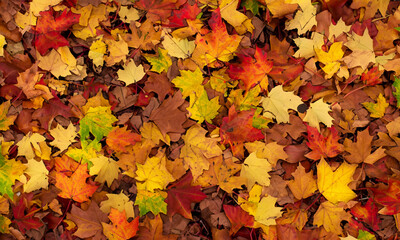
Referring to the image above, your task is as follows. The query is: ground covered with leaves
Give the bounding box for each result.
[1,0,400,239]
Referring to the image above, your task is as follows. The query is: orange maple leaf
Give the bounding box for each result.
[305,125,344,161]
[106,126,141,153]
[102,208,139,240]
[55,163,98,203]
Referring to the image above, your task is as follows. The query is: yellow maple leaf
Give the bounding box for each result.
[30,0,62,16]
[238,184,263,216]
[317,158,357,204]
[303,98,334,132]
[254,195,283,226]
[285,4,317,35]
[180,124,223,180]
[0,101,17,131]
[220,0,253,34]
[315,42,344,78]
[288,164,317,199]
[89,155,120,187]
[162,33,195,59]
[313,201,351,235]
[100,192,135,219]
[22,159,49,192]
[89,37,107,67]
[241,152,272,189]
[117,60,146,86]
[16,132,46,160]
[362,93,389,118]
[104,35,129,66]
[135,155,175,192]
[140,122,170,146]
[72,4,108,40]
[244,141,288,167]
[49,123,78,153]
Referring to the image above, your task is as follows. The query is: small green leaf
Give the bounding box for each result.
[241,0,261,15]
[79,106,117,142]
[393,76,400,108]
[145,48,172,73]
[135,190,167,216]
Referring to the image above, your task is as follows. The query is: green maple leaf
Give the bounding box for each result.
[66,140,100,166]
[187,90,221,123]
[135,189,167,217]
[241,0,261,15]
[228,85,261,111]
[145,47,172,73]
[79,106,117,142]
[394,76,400,108]
[172,68,204,98]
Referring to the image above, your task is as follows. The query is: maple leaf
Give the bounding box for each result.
[317,158,357,204]
[102,208,139,240]
[276,204,308,231]
[313,201,351,235]
[315,42,344,78]
[254,195,283,226]
[303,99,334,132]
[34,9,80,55]
[393,76,400,108]
[187,91,221,123]
[223,205,255,234]
[79,106,117,143]
[195,156,245,193]
[361,66,383,86]
[228,86,261,111]
[193,8,242,67]
[32,97,74,130]
[12,196,44,234]
[135,155,175,192]
[89,155,119,187]
[16,132,46,160]
[66,140,100,166]
[220,105,264,157]
[362,93,389,118]
[89,37,107,67]
[123,19,162,51]
[172,68,204,98]
[369,178,400,215]
[228,47,274,91]
[55,163,98,202]
[261,85,304,123]
[106,126,141,153]
[164,172,207,219]
[305,126,344,161]
[180,124,222,179]
[241,152,272,189]
[0,101,17,131]
[49,122,77,152]
[145,48,172,73]
[137,215,179,240]
[104,36,129,67]
[166,1,201,28]
[67,202,108,239]
[244,141,288,166]
[287,164,317,200]
[238,184,262,216]
[285,4,317,35]
[54,155,79,177]
[135,190,167,217]
[134,0,186,22]
[0,155,26,198]
[162,33,195,59]
[117,60,146,86]
[22,159,49,193]
[343,128,386,164]
[350,199,381,231]
[100,192,135,219]
[0,215,11,234]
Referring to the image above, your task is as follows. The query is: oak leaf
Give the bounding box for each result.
[55,163,98,202]
[165,172,207,219]
[102,208,139,240]
[317,158,357,204]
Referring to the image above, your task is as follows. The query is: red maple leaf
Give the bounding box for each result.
[220,105,264,157]
[34,9,80,55]
[134,0,186,23]
[164,171,207,219]
[228,47,278,91]
[32,97,74,130]
[361,66,383,86]
[223,205,254,234]
[165,1,201,28]
[305,125,344,161]
[12,195,44,234]
[369,178,400,215]
[350,198,381,230]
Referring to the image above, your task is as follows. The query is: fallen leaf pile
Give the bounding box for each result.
[2,0,400,239]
